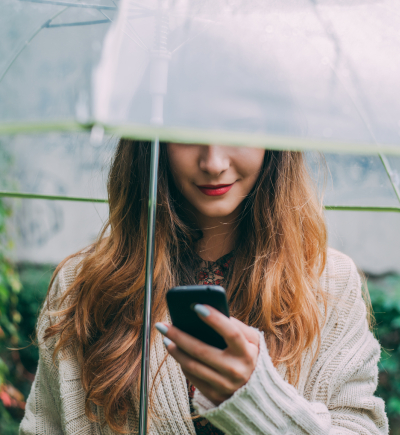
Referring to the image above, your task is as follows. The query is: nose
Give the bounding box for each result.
[198,145,230,177]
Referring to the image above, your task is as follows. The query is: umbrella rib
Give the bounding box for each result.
[2,121,400,156]
[0,192,399,213]
[378,153,400,205]
[46,19,110,27]
[18,0,117,10]
[0,7,68,84]
[324,205,400,213]
[0,191,107,203]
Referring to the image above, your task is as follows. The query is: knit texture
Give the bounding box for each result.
[19,248,388,435]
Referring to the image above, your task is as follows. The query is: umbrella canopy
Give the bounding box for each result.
[94,0,400,150]
[1,0,400,434]
[1,0,400,153]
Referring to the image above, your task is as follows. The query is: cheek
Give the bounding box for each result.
[167,145,183,172]
[167,145,195,186]
[235,150,265,182]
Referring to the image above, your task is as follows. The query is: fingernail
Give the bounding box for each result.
[163,337,172,347]
[194,304,210,317]
[155,322,168,335]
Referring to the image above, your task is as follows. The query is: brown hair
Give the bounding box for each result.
[44,140,327,433]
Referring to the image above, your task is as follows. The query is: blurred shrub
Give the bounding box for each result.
[0,196,25,435]
[368,275,400,434]
[0,144,25,434]
[12,264,54,396]
[0,256,53,434]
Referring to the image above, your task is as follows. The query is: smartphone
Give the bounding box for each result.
[166,285,230,349]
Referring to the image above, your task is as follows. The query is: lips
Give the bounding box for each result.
[196,183,235,196]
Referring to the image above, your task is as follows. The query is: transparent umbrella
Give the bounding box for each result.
[1,0,400,434]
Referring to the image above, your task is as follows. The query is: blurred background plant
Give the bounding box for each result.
[369,276,400,433]
[0,144,25,435]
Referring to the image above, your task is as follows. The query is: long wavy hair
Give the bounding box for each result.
[44,140,327,433]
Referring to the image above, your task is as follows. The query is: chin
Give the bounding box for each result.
[198,205,237,218]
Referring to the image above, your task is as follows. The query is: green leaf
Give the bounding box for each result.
[0,357,9,384]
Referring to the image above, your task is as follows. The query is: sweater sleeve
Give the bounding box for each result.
[192,254,388,435]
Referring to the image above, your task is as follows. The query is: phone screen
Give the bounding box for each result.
[166,285,229,349]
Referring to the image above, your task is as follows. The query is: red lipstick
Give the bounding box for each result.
[196,183,235,196]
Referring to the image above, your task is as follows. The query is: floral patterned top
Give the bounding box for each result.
[187,251,234,435]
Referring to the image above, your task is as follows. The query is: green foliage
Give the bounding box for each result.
[0,256,53,433]
[0,262,53,435]
[0,401,20,435]
[0,249,23,347]
[0,356,9,385]
[15,263,54,395]
[0,144,33,433]
[368,275,400,434]
[0,193,25,433]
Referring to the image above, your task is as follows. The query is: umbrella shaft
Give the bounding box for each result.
[138,138,160,435]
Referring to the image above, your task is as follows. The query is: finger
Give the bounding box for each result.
[230,318,260,346]
[160,323,236,374]
[183,371,229,406]
[193,305,247,353]
[165,340,235,396]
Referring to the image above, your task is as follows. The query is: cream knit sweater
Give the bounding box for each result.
[20,248,388,435]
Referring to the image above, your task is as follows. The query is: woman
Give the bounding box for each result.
[20,141,388,435]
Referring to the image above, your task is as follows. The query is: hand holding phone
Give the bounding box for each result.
[159,299,260,407]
